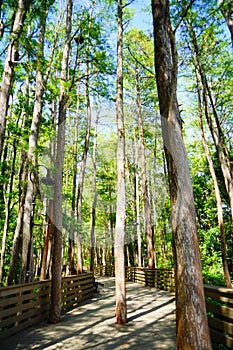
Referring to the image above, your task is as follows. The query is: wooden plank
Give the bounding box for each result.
[0,281,51,298]
[62,275,93,284]
[204,285,233,304]
[0,272,94,340]
[0,296,50,319]
[210,328,233,349]
[208,316,233,336]
[62,278,93,288]
[0,287,51,308]
[0,312,49,341]
[206,301,233,320]
[205,290,233,304]
[0,303,50,329]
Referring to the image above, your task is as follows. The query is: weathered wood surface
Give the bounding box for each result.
[0,272,94,340]
[95,266,233,349]
[0,277,176,350]
[126,267,175,292]
[204,284,233,349]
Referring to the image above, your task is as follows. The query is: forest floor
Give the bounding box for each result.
[0,277,176,350]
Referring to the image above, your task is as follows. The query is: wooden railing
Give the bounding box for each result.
[95,264,115,277]
[204,284,233,349]
[0,272,94,340]
[95,265,233,349]
[94,265,175,292]
[125,266,175,292]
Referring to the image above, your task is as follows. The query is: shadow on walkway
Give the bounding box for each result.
[0,277,176,350]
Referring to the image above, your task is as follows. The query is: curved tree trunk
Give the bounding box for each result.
[151,1,212,348]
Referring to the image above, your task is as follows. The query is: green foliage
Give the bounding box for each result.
[0,0,232,291]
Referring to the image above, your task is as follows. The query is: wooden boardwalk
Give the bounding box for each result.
[0,277,176,350]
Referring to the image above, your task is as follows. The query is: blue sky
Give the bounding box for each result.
[128,0,152,32]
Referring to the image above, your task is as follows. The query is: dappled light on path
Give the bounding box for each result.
[0,277,176,350]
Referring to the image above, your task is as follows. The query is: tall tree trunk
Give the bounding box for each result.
[90,108,100,272]
[69,83,80,275]
[115,0,127,325]
[198,102,232,289]
[219,0,233,46]
[136,70,155,269]
[6,82,30,286]
[40,199,53,280]
[7,149,28,285]
[133,129,142,267]
[151,1,212,348]
[110,202,115,263]
[0,140,17,284]
[188,20,233,222]
[48,0,73,324]
[21,2,47,283]
[193,49,232,288]
[76,49,92,274]
[0,0,31,160]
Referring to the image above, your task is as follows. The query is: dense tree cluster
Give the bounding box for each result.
[0,0,232,346]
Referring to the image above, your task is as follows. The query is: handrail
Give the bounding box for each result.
[0,272,94,340]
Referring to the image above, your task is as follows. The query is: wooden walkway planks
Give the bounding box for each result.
[0,277,176,350]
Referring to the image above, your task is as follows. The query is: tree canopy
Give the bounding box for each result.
[0,0,232,337]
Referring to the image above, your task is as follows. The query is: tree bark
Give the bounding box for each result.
[76,64,92,274]
[40,199,53,280]
[90,108,100,272]
[191,37,232,288]
[136,70,155,269]
[48,0,73,324]
[0,0,31,160]
[21,1,47,283]
[133,129,142,267]
[151,1,212,348]
[198,95,232,288]
[0,139,17,284]
[115,0,127,325]
[69,83,80,275]
[219,0,233,46]
[7,149,28,286]
[188,20,233,223]
[76,17,93,273]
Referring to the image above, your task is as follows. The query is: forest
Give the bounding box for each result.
[0,0,232,312]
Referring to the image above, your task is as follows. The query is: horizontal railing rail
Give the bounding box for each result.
[125,266,175,292]
[204,284,233,349]
[94,264,115,277]
[0,272,94,340]
[94,265,175,292]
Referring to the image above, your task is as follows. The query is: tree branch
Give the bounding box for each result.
[122,0,136,9]
[127,45,155,76]
[174,0,196,33]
